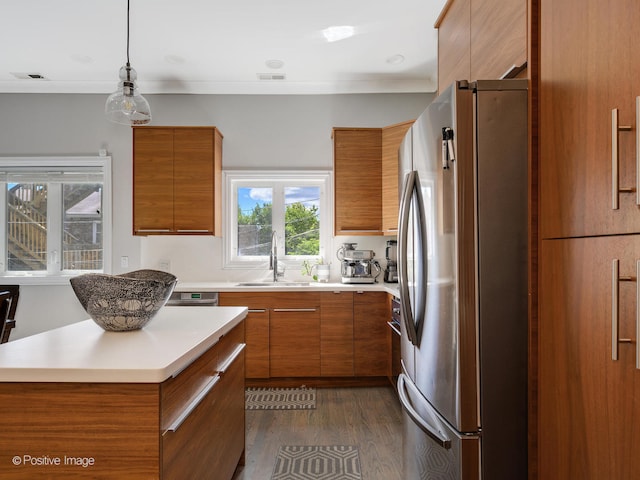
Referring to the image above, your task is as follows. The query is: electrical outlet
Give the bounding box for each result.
[159,260,171,271]
[120,256,129,268]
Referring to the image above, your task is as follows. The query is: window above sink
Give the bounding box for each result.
[223,170,331,271]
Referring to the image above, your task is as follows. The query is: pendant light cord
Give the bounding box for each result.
[126,0,130,65]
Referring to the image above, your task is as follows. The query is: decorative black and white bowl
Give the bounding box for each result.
[70,269,177,332]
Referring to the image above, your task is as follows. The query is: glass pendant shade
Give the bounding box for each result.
[105,63,151,125]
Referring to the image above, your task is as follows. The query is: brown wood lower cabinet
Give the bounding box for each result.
[0,322,245,480]
[354,291,390,376]
[270,307,321,377]
[321,291,354,376]
[539,236,640,479]
[220,290,389,381]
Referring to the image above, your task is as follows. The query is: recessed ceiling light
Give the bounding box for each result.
[265,59,285,69]
[322,25,355,42]
[386,54,405,65]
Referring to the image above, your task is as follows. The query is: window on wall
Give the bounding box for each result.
[224,171,331,268]
[0,157,112,281]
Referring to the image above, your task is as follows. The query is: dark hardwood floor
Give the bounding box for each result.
[232,386,403,480]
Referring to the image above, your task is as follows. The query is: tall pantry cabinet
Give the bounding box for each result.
[538,0,640,478]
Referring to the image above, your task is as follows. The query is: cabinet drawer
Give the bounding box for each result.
[215,322,245,371]
[162,344,245,480]
[161,344,219,432]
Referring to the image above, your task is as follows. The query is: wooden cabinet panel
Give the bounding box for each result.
[436,0,471,93]
[133,128,174,232]
[539,236,640,479]
[173,128,215,232]
[354,291,389,376]
[0,383,160,479]
[320,291,354,376]
[540,0,640,239]
[219,293,270,378]
[133,126,223,236]
[470,0,526,80]
[270,307,321,377]
[333,128,383,235]
[244,309,270,378]
[382,121,413,234]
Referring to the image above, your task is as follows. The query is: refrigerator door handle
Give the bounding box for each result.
[398,170,428,346]
[398,170,418,345]
[397,373,452,449]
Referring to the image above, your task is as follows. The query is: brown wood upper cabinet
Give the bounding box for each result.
[382,121,414,233]
[132,126,223,236]
[333,128,383,235]
[334,123,412,236]
[435,0,527,92]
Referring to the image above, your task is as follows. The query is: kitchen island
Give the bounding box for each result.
[0,305,247,479]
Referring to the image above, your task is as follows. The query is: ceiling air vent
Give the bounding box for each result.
[257,73,286,81]
[11,72,48,80]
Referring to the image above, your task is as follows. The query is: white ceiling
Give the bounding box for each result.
[1,0,447,95]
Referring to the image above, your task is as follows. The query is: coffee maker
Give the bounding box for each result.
[337,243,381,284]
[384,240,398,283]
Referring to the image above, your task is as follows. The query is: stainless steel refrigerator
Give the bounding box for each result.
[397,79,528,480]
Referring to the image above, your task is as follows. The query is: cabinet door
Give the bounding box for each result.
[270,308,321,377]
[320,291,354,376]
[539,236,640,479]
[470,0,526,80]
[245,308,270,378]
[354,291,389,376]
[133,128,174,233]
[540,0,640,238]
[382,121,413,234]
[436,0,470,93]
[333,128,382,235]
[173,128,215,233]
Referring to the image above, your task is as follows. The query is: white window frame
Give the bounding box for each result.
[0,156,112,285]
[223,170,332,270]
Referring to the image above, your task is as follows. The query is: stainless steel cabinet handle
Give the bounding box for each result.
[611,108,633,210]
[612,259,634,361]
[217,344,245,376]
[248,309,267,313]
[163,374,221,435]
[272,308,317,312]
[387,321,401,336]
[136,228,172,233]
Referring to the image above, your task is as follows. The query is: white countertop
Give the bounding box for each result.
[175,280,400,296]
[0,305,247,384]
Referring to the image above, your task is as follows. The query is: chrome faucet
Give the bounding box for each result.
[270,230,284,282]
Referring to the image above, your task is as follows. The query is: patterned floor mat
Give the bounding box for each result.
[245,387,316,410]
[271,445,361,480]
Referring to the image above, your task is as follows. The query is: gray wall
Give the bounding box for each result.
[0,91,433,338]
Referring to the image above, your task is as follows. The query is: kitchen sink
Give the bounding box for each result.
[235,281,310,287]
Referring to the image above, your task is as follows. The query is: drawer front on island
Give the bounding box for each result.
[162,322,245,480]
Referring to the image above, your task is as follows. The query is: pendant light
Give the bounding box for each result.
[105,0,151,125]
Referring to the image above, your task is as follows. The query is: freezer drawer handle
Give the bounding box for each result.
[611,107,634,210]
[611,259,635,364]
[397,374,451,449]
